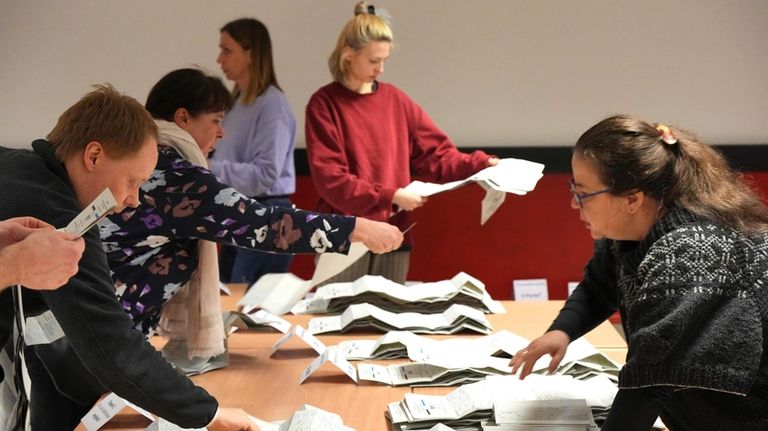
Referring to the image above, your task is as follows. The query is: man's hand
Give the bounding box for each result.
[0,217,85,290]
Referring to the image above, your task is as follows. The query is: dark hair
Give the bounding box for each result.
[574,115,768,236]
[221,18,280,104]
[48,84,157,161]
[145,68,233,121]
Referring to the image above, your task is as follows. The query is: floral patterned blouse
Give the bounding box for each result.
[100,145,355,333]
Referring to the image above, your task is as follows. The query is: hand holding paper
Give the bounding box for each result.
[349,217,402,254]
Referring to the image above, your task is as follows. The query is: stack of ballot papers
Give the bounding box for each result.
[529,338,622,383]
[292,272,504,315]
[334,331,620,388]
[358,360,511,387]
[387,374,616,431]
[403,158,545,225]
[307,303,493,335]
[337,330,527,362]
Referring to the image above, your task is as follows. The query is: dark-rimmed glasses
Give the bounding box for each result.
[568,178,611,207]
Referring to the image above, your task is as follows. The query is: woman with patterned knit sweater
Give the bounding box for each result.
[305,2,499,284]
[510,115,768,430]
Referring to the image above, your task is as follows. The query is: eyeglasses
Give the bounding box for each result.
[568,178,611,207]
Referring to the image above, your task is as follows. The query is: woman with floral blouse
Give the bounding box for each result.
[98,68,403,347]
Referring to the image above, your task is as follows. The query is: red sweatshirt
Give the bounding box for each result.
[305,81,491,234]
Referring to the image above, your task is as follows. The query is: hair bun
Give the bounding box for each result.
[354,1,370,16]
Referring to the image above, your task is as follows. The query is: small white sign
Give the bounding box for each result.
[512,278,549,301]
[567,281,580,297]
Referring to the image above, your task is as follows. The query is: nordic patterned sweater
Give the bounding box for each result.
[549,208,768,430]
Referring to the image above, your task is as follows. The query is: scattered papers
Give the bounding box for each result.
[308,303,493,335]
[403,158,544,224]
[271,324,327,356]
[293,272,504,315]
[298,346,358,384]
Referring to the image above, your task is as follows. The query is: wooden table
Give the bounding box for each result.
[102,286,627,430]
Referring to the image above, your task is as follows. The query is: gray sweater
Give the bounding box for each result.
[550,208,768,429]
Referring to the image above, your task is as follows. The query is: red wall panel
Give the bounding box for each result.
[290,173,768,300]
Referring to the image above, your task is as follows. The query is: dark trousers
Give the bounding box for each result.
[218,196,293,286]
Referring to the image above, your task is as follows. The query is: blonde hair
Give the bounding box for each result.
[328,2,393,82]
[47,84,157,162]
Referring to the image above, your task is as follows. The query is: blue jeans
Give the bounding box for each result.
[218,197,293,285]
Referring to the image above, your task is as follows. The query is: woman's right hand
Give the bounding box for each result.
[509,330,570,379]
[349,218,404,254]
[392,188,427,211]
[207,407,260,431]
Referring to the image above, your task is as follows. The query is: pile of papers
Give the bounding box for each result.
[334,331,620,389]
[528,338,622,383]
[307,303,493,335]
[358,360,510,387]
[337,330,526,361]
[292,272,504,315]
[387,374,615,431]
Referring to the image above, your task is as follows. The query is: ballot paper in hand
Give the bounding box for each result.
[63,188,117,236]
[403,158,544,224]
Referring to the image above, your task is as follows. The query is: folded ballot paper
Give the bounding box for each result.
[337,330,529,363]
[339,332,620,389]
[403,158,544,225]
[387,374,615,431]
[238,270,503,322]
[292,272,505,315]
[308,303,493,335]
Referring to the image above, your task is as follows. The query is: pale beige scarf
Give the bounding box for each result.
[154,120,225,359]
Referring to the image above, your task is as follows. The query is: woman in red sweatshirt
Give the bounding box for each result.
[305,1,498,284]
